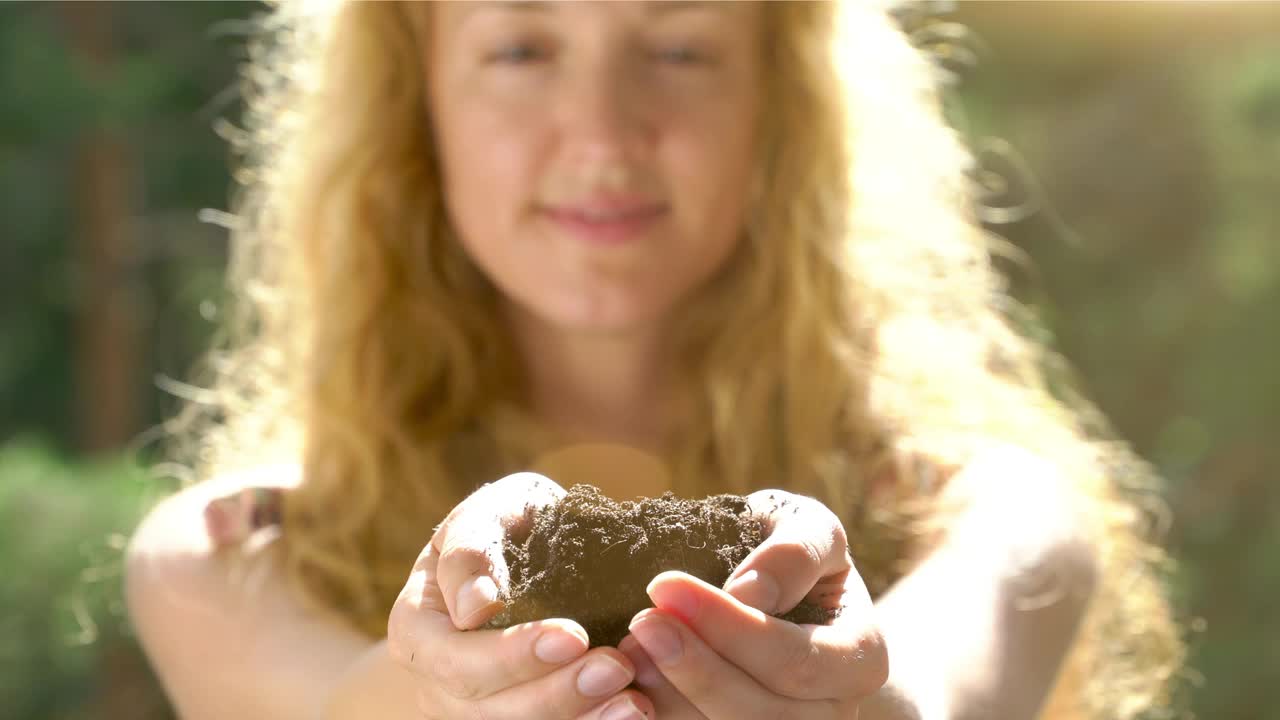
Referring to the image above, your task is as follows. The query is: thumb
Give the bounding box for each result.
[432,472,565,628]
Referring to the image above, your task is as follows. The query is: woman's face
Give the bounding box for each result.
[427,1,763,336]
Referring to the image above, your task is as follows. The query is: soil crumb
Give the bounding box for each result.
[484,484,840,647]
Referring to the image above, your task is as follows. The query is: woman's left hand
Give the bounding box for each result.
[616,489,888,719]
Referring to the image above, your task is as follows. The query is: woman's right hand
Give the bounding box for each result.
[388,472,654,720]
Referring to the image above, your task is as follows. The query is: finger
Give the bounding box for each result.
[432,620,596,702]
[433,472,565,628]
[471,647,643,719]
[579,689,656,720]
[647,571,888,701]
[390,544,593,701]
[388,543,450,669]
[627,608,838,720]
[619,633,703,718]
[723,490,854,614]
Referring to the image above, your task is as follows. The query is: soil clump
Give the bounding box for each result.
[485,484,839,648]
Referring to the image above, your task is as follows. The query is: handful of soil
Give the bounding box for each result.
[484,484,840,647]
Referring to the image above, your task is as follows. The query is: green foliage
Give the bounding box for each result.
[0,439,171,719]
[953,24,1280,718]
[0,9,92,144]
[0,1,245,452]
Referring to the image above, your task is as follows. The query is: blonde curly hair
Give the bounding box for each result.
[172,1,1184,717]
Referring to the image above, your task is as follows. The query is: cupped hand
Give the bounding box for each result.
[617,489,888,719]
[388,472,655,720]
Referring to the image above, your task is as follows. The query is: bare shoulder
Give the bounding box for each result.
[125,466,370,720]
[128,464,298,560]
[941,442,1074,507]
[125,466,297,616]
[943,443,1101,588]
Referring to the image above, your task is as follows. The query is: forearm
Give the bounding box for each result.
[325,639,423,720]
[863,451,1099,720]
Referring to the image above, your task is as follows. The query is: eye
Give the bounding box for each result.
[652,46,705,65]
[489,43,544,65]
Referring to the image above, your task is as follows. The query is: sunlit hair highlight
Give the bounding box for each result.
[175,1,1184,717]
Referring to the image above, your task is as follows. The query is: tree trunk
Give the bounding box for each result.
[60,1,144,454]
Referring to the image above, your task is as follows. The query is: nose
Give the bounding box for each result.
[556,53,651,170]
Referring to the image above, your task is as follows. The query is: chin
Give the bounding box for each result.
[550,312,663,338]
[541,295,675,337]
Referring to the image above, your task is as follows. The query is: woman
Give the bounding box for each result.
[125,2,1183,719]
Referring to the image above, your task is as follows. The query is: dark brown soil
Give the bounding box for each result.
[484,484,840,648]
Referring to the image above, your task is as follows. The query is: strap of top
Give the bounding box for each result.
[203,486,284,547]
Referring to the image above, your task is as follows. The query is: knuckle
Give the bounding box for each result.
[439,543,490,572]
[798,496,846,548]
[828,520,849,558]
[414,542,440,571]
[799,535,825,568]
[434,503,469,540]
[853,628,891,695]
[498,624,538,679]
[770,537,824,572]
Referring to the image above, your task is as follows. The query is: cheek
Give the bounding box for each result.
[667,124,757,255]
[437,110,538,253]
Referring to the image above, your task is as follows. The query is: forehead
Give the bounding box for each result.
[431,0,759,30]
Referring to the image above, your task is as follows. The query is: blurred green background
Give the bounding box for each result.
[1,1,1276,718]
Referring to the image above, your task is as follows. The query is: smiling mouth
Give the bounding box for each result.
[541,204,667,245]
[544,197,668,220]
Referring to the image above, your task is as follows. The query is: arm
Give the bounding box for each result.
[125,476,420,720]
[862,446,1099,720]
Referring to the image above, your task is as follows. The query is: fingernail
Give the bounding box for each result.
[454,575,499,625]
[724,569,780,613]
[601,696,646,720]
[646,579,699,623]
[629,617,683,665]
[577,655,632,697]
[535,629,586,664]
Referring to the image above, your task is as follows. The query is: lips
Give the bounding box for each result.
[541,198,667,244]
[551,206,663,223]
[544,198,667,222]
